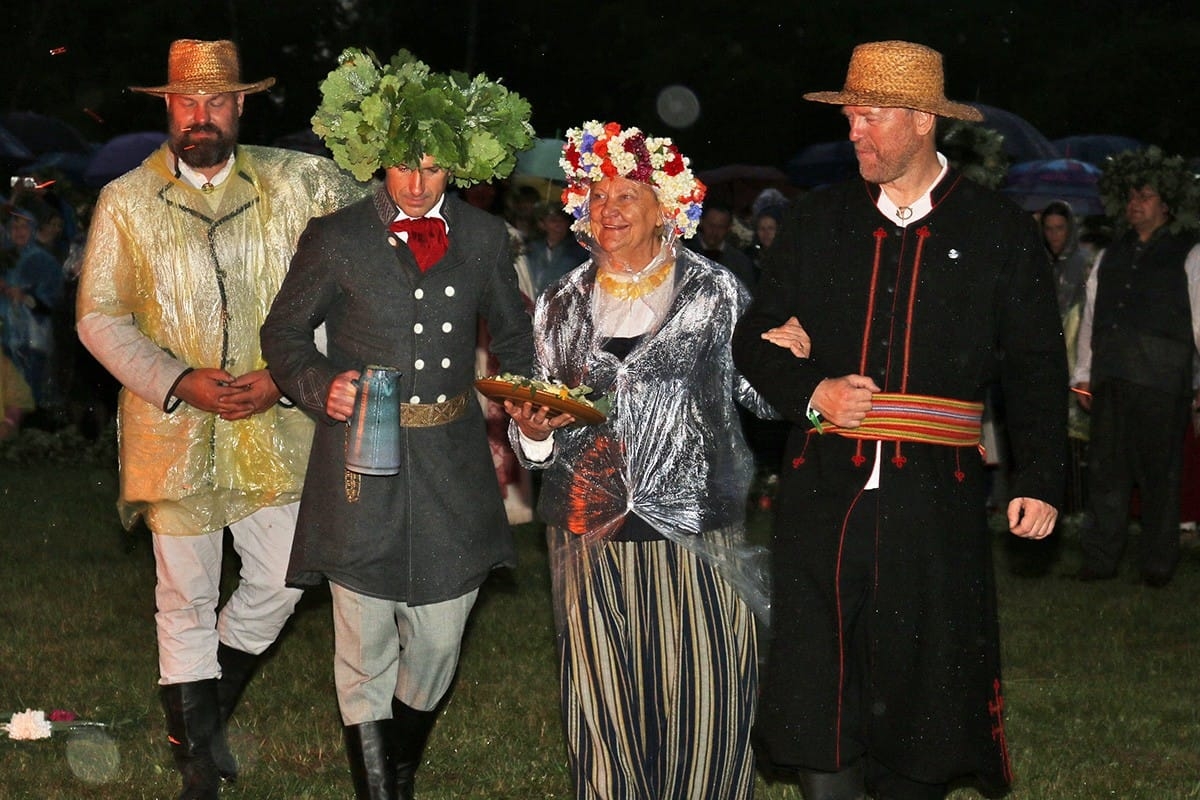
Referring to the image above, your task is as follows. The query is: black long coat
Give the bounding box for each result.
[732,171,1066,791]
[261,188,533,604]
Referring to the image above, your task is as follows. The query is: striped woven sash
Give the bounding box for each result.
[822,392,983,447]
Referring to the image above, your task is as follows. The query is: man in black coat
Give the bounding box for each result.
[732,41,1065,800]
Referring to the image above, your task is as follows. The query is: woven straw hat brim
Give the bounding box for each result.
[130,77,275,97]
[805,40,984,123]
[804,89,982,122]
[130,39,275,97]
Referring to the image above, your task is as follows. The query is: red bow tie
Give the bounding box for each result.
[388,217,448,271]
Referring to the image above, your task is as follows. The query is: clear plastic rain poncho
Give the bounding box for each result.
[77,144,365,536]
[513,223,777,625]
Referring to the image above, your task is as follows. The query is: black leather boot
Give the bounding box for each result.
[345,720,396,800]
[391,698,438,800]
[160,680,222,800]
[211,643,259,782]
[797,761,867,800]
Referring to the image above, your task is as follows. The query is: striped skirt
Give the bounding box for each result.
[549,527,758,799]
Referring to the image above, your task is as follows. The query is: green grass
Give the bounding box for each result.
[2,452,1198,799]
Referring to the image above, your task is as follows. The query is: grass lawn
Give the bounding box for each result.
[2,452,1198,799]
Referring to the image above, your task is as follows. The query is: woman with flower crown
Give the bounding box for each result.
[504,121,803,799]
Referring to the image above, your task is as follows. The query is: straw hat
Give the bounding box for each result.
[130,39,275,97]
[804,40,982,122]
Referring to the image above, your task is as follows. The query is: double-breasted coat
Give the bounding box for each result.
[261,187,533,604]
[732,170,1066,791]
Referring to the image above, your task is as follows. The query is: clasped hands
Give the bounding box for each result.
[175,367,282,421]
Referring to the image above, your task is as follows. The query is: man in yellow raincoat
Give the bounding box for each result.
[76,39,364,799]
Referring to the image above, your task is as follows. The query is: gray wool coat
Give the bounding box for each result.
[261,187,533,604]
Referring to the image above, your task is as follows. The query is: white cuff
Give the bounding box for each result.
[519,429,554,462]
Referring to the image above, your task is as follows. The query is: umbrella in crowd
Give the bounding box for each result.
[1052,134,1145,166]
[697,164,794,218]
[967,103,1060,163]
[511,137,568,204]
[0,123,35,167]
[273,128,333,158]
[786,140,858,189]
[514,138,567,182]
[1002,158,1105,216]
[82,131,168,188]
[18,151,94,185]
[0,111,93,157]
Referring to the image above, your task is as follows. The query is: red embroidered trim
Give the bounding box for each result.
[859,228,888,376]
[891,226,930,470]
[899,225,931,393]
[833,487,868,766]
[989,678,1013,783]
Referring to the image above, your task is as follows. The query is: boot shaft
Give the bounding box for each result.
[160,680,221,800]
[345,720,397,800]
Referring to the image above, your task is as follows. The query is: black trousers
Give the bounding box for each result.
[1084,378,1190,578]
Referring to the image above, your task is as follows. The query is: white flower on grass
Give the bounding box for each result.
[3,709,53,740]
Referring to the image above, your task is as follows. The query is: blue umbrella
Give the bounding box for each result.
[514,138,566,181]
[1,111,92,156]
[1002,158,1105,216]
[967,104,1060,163]
[786,140,858,188]
[82,131,168,188]
[1052,135,1145,166]
[0,123,35,166]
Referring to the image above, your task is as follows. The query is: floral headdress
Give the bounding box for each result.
[1099,146,1200,234]
[312,47,535,185]
[560,121,706,239]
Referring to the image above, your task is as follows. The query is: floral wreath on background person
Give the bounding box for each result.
[311,47,535,185]
[1098,146,1200,235]
[560,121,706,240]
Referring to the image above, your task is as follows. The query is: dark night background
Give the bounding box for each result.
[2,0,1198,175]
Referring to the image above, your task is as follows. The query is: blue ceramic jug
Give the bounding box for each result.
[346,365,402,475]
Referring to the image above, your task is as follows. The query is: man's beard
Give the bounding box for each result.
[171,121,238,170]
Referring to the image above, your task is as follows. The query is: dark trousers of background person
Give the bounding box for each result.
[1083,378,1190,582]
[1180,417,1200,529]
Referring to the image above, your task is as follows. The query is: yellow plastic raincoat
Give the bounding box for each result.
[77,143,365,535]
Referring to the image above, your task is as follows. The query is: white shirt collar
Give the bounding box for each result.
[173,151,235,191]
[874,152,949,227]
[393,194,449,229]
